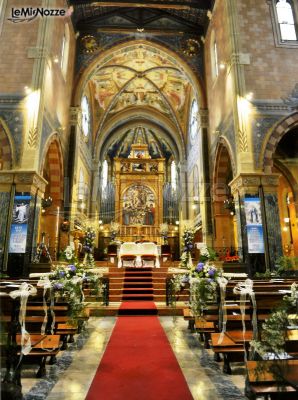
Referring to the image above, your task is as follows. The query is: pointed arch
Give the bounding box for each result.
[260,111,298,172]
[40,133,64,201]
[0,118,15,170]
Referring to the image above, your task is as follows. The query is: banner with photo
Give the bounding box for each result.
[9,194,31,254]
[244,197,264,254]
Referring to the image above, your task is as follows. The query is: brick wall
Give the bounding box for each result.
[237,0,298,100]
[204,0,234,151]
[0,0,40,93]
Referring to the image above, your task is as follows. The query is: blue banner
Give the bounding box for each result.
[244,197,265,254]
[9,194,31,254]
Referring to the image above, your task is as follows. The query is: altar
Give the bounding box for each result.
[118,242,160,268]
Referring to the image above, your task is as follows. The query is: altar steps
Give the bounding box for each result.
[121,267,154,301]
[85,264,189,314]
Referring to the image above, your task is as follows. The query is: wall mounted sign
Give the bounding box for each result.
[9,194,31,254]
[244,197,264,254]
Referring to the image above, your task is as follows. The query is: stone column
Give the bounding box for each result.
[230,173,282,274]
[200,109,213,245]
[0,171,47,277]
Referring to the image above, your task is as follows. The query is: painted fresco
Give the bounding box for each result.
[122,184,155,225]
[91,45,191,125]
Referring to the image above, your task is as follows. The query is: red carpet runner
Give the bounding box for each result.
[85,310,193,400]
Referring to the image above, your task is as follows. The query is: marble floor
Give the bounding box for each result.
[1,317,249,400]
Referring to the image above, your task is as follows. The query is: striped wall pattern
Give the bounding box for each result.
[263,112,298,173]
[46,140,63,201]
[213,144,232,199]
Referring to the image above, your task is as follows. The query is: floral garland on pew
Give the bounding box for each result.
[171,245,222,314]
[247,283,298,389]
[251,282,298,358]
[189,261,222,317]
[50,263,103,323]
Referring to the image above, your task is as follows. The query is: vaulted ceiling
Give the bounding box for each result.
[70,1,213,36]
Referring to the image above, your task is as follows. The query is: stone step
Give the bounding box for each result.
[123,283,153,288]
[122,288,154,294]
[106,294,189,302]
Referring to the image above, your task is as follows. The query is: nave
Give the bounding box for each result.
[17,316,246,400]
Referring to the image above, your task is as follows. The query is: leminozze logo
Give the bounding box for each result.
[8,6,73,23]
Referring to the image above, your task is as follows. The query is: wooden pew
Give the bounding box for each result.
[16,334,61,377]
[246,360,298,399]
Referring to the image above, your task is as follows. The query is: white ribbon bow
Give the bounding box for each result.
[9,283,37,355]
[37,277,56,336]
[217,276,228,344]
[233,279,258,360]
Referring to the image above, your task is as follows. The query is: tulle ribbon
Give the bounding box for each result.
[217,276,228,344]
[233,279,258,360]
[9,283,37,355]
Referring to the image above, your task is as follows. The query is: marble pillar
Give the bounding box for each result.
[230,173,282,273]
[0,171,47,277]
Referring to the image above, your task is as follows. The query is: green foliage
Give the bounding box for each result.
[251,283,298,359]
[190,277,217,316]
[255,270,273,278]
[275,256,297,275]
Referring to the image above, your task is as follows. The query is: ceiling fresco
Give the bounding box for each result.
[104,126,174,160]
[90,45,193,131]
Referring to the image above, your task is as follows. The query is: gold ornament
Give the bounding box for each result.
[182,38,200,57]
[81,35,100,53]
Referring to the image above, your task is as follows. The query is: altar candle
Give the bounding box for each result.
[56,206,60,238]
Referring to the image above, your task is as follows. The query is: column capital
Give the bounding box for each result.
[229,173,280,195]
[0,171,48,195]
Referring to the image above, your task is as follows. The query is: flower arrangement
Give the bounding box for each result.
[109,221,120,241]
[179,225,196,269]
[160,223,169,244]
[198,245,217,263]
[83,227,96,267]
[189,261,222,316]
[50,263,103,322]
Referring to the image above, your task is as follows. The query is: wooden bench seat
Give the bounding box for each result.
[16,334,61,377]
[246,360,298,399]
[211,332,251,373]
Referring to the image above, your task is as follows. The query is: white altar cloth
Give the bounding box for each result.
[118,242,160,268]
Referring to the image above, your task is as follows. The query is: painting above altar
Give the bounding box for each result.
[122,184,155,225]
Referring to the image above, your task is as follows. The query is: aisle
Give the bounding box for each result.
[85,311,193,400]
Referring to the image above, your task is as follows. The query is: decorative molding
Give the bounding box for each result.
[0,174,13,183]
[229,173,280,195]
[0,171,47,193]
[27,46,50,59]
[27,127,38,148]
[229,52,251,66]
[199,108,209,128]
[252,99,296,114]
[282,83,298,109]
[69,106,80,125]
[238,128,248,152]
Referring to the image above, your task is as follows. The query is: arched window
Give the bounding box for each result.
[210,31,219,79]
[61,23,70,77]
[276,1,297,41]
[81,95,90,137]
[102,160,108,190]
[78,169,85,201]
[171,160,177,191]
[189,99,199,143]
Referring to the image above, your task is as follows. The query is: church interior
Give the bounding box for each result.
[0,1,298,399]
